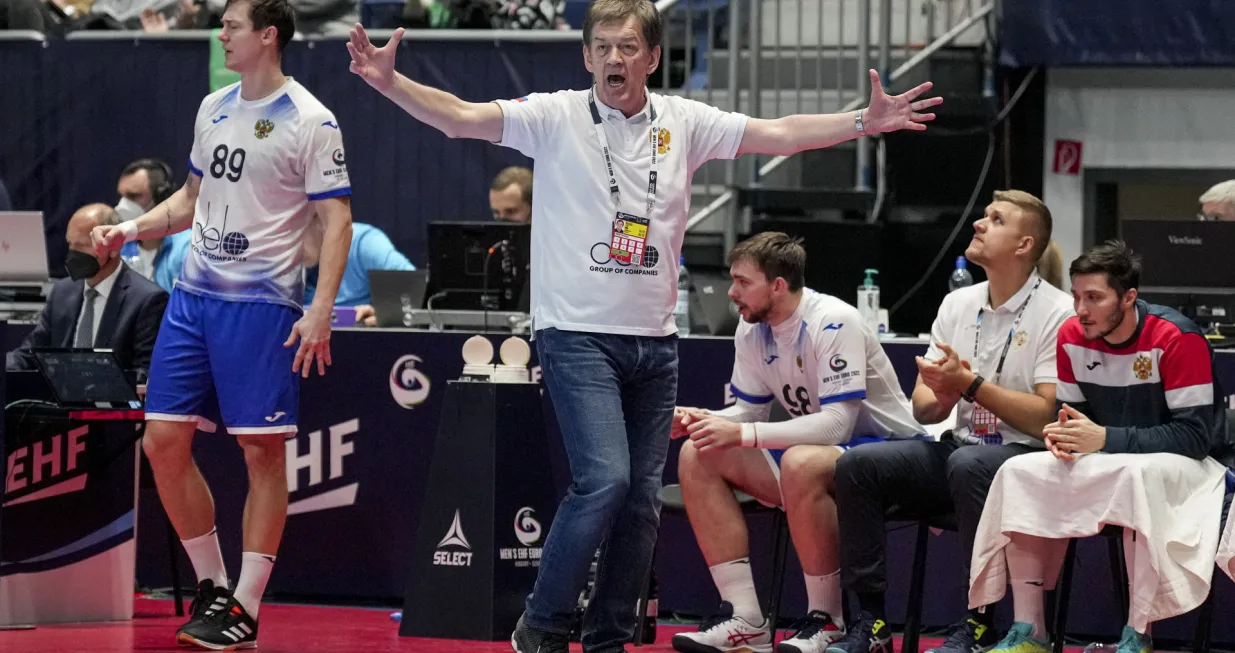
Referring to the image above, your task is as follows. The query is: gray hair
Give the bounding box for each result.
[1199,180,1235,207]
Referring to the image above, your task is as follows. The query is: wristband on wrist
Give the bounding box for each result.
[119,220,140,243]
[855,109,868,136]
[962,375,985,403]
[741,423,758,447]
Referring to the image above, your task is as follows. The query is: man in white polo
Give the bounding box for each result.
[346,1,942,651]
[830,191,1074,653]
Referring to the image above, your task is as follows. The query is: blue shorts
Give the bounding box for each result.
[145,288,300,435]
[761,434,931,505]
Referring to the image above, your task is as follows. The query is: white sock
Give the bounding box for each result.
[232,552,275,618]
[181,527,229,589]
[709,558,763,625]
[804,571,844,629]
[1006,534,1048,639]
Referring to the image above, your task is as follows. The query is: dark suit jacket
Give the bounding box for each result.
[5,263,169,379]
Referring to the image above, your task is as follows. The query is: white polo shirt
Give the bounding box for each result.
[926,271,1073,446]
[496,88,748,337]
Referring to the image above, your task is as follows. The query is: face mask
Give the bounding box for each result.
[115,197,146,222]
[65,249,102,281]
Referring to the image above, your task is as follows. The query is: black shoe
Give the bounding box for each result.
[512,614,570,653]
[824,612,892,653]
[924,618,1000,653]
[176,594,258,650]
[176,580,230,638]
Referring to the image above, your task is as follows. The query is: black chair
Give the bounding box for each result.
[634,484,791,647]
[887,508,959,653]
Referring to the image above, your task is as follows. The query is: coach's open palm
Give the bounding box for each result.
[286,306,333,378]
[347,24,403,93]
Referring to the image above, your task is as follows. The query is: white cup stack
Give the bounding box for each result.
[461,335,496,381]
[494,337,532,383]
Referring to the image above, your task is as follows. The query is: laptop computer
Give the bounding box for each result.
[32,348,143,410]
[690,268,740,336]
[0,211,50,285]
[368,269,430,328]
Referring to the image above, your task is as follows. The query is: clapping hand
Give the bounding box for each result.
[915,343,974,400]
[1043,403,1106,457]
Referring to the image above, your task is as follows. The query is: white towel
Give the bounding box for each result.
[1212,490,1235,580]
[969,451,1225,626]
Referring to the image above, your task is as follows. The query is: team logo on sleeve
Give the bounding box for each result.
[1132,354,1153,381]
[332,148,346,166]
[829,355,848,372]
[254,119,275,139]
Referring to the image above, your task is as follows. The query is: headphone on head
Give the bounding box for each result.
[125,158,175,206]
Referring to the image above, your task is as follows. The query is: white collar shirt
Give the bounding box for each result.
[495,87,749,337]
[926,271,1074,446]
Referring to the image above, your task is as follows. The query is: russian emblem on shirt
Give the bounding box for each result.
[1132,353,1153,381]
[1013,330,1029,350]
[656,127,671,155]
[254,119,275,139]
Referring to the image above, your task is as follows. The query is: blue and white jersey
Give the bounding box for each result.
[729,289,923,439]
[182,79,350,309]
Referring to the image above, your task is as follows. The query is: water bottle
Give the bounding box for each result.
[857,269,880,334]
[675,255,691,337]
[949,256,974,292]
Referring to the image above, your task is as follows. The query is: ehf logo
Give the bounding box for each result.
[829,355,848,372]
[332,148,346,166]
[390,354,431,409]
[514,507,542,546]
[194,203,250,260]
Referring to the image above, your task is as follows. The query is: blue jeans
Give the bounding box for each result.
[525,328,678,651]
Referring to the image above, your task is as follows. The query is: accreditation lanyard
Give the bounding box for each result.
[588,88,659,217]
[973,278,1040,387]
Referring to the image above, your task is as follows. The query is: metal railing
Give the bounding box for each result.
[649,0,993,247]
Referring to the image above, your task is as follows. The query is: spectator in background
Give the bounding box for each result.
[0,174,12,211]
[1199,180,1235,221]
[116,159,191,293]
[490,165,532,223]
[206,0,354,35]
[6,204,167,379]
[1036,240,1063,289]
[0,0,45,30]
[304,218,414,307]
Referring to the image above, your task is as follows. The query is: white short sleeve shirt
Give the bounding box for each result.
[183,79,350,310]
[926,272,1074,446]
[729,289,923,438]
[495,89,748,337]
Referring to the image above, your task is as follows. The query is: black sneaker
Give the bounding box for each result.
[511,613,570,653]
[175,580,230,639]
[176,594,258,650]
[778,611,846,653]
[924,618,999,653]
[824,612,892,653]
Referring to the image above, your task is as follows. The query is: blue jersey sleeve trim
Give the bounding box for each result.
[820,390,867,405]
[308,187,352,201]
[731,385,774,405]
[187,159,203,177]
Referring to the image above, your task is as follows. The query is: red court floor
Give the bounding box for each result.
[0,597,1022,653]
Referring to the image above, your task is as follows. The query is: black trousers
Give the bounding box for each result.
[835,436,1038,598]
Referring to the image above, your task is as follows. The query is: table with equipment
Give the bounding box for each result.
[1,349,146,627]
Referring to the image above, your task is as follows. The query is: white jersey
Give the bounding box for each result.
[182,79,350,309]
[729,290,923,439]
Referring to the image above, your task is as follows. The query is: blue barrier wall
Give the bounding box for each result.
[0,36,591,273]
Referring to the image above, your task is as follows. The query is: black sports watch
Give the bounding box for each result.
[961,374,985,403]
